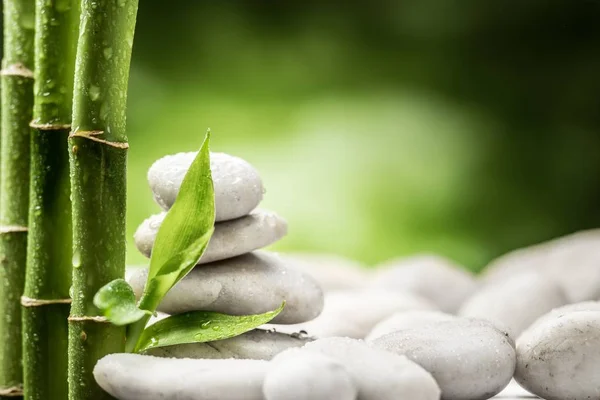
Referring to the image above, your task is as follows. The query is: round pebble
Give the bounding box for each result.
[300,337,441,400]
[268,290,436,338]
[372,318,516,400]
[481,229,600,303]
[134,209,287,264]
[263,351,357,400]
[515,311,600,400]
[459,271,567,338]
[282,253,370,292]
[94,354,269,400]
[366,310,456,342]
[146,329,313,360]
[148,151,264,222]
[128,251,324,324]
[370,254,477,313]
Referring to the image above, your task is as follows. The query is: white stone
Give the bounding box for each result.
[281,253,371,292]
[481,229,600,303]
[372,318,516,400]
[459,271,566,338]
[148,151,264,222]
[267,290,436,339]
[263,351,357,400]
[146,329,313,360]
[94,353,269,400]
[128,251,324,324]
[366,310,456,341]
[515,311,600,400]
[134,209,287,264]
[494,380,533,399]
[370,254,477,313]
[300,337,441,400]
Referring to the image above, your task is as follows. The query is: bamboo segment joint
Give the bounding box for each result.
[30,121,72,130]
[68,315,109,323]
[0,63,33,78]
[0,225,28,234]
[20,296,72,307]
[0,385,23,397]
[69,130,129,149]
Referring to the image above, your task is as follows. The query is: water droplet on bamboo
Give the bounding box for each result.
[72,251,81,268]
[89,85,101,101]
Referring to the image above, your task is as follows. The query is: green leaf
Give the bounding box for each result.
[93,279,151,326]
[135,302,285,352]
[140,131,216,311]
[144,228,214,309]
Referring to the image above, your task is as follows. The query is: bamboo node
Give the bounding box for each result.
[68,315,110,323]
[69,130,129,149]
[0,385,23,397]
[30,121,72,130]
[20,296,72,307]
[0,225,28,234]
[0,63,33,78]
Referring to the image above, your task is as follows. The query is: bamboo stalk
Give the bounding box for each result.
[0,0,35,397]
[21,0,80,398]
[68,0,139,399]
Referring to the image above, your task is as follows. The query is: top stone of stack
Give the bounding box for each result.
[148,152,264,222]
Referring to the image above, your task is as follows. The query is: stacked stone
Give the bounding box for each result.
[127,151,325,358]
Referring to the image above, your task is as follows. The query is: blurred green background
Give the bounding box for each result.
[101,1,600,271]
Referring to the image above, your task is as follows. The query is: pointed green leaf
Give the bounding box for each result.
[135,302,285,352]
[148,131,215,282]
[144,228,214,310]
[140,131,216,311]
[93,279,151,326]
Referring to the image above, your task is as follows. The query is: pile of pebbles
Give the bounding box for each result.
[96,151,600,400]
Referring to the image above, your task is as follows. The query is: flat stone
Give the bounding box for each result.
[459,271,567,338]
[263,351,357,400]
[372,318,516,400]
[281,253,371,291]
[300,337,441,400]
[148,151,264,222]
[94,354,269,400]
[266,290,436,339]
[134,209,287,264]
[128,251,324,324]
[366,310,456,341]
[370,254,478,313]
[146,329,313,360]
[481,229,600,303]
[515,311,600,400]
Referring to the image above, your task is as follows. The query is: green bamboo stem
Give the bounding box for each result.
[68,0,139,399]
[0,0,35,397]
[21,0,80,399]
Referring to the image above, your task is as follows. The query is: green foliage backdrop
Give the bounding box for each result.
[5,0,600,271]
